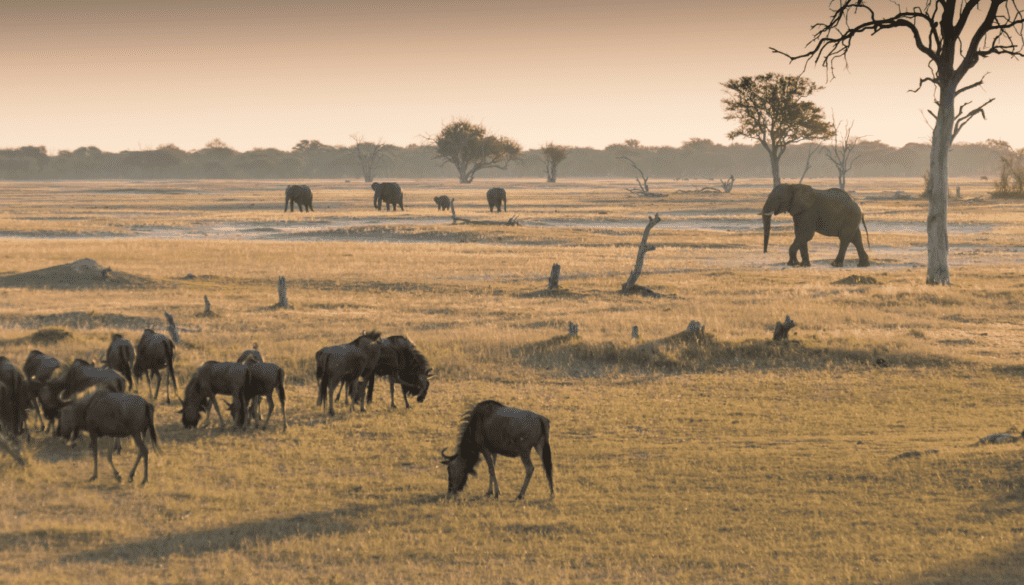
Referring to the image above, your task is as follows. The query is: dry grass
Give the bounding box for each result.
[1,177,1024,584]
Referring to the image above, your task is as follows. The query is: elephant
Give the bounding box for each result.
[371,182,404,211]
[486,187,507,212]
[433,195,451,211]
[762,183,870,267]
[284,185,313,212]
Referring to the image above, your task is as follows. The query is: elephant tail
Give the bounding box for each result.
[862,216,871,249]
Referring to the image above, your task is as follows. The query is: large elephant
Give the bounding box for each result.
[486,187,507,212]
[372,182,404,211]
[433,195,451,211]
[762,183,869,267]
[284,185,314,212]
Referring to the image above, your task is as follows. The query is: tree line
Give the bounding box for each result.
[0,137,1012,183]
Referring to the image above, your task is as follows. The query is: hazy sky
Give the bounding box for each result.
[3,0,1022,153]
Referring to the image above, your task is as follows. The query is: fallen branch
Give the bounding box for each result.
[449,199,520,226]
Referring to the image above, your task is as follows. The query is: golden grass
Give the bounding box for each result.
[1,177,1023,584]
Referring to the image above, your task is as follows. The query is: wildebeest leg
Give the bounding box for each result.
[89,436,100,482]
[106,438,122,483]
[517,452,535,500]
[153,371,164,404]
[263,395,275,430]
[482,450,500,498]
[389,377,398,409]
[127,432,148,485]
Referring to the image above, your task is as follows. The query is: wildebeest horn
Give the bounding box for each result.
[440,448,454,461]
[426,368,434,378]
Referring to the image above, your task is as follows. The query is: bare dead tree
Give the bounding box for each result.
[824,115,862,191]
[617,156,653,196]
[351,134,389,183]
[773,0,1024,285]
[798,143,825,184]
[621,213,662,297]
[277,276,290,309]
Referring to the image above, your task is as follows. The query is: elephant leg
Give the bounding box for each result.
[852,234,870,267]
[832,239,851,267]
[787,240,801,266]
[800,243,811,267]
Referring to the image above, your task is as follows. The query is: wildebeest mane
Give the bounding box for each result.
[454,399,505,479]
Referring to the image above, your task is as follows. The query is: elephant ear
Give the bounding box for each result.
[789,185,816,216]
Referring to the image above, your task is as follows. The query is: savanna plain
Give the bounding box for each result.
[1,177,1023,584]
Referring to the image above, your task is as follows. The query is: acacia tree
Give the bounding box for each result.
[722,73,834,186]
[350,134,389,182]
[773,0,1024,285]
[824,116,862,190]
[540,142,570,182]
[430,119,521,183]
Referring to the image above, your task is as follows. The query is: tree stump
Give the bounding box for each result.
[164,311,181,344]
[203,295,212,316]
[567,322,579,338]
[631,325,640,340]
[773,315,796,341]
[277,276,289,309]
[548,264,561,290]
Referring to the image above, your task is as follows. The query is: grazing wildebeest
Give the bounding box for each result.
[133,329,178,404]
[229,362,286,431]
[180,361,256,428]
[23,350,60,384]
[57,388,158,485]
[284,184,314,212]
[486,187,507,212]
[236,343,263,365]
[371,182,404,211]
[103,333,136,392]
[315,335,380,416]
[434,195,451,211]
[47,359,127,400]
[441,400,553,500]
[366,335,432,409]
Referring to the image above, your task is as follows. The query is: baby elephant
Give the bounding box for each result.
[486,188,507,212]
[434,195,451,211]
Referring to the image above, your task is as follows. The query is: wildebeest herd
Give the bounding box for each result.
[0,326,553,500]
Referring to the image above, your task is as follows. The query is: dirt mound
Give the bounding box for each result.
[833,275,880,285]
[0,259,151,289]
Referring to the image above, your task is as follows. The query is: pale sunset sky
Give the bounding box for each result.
[3,0,1022,153]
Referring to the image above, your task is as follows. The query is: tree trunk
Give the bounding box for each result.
[548,264,561,290]
[926,86,954,286]
[768,150,782,186]
[277,276,290,309]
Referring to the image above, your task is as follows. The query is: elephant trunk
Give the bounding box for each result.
[762,213,772,253]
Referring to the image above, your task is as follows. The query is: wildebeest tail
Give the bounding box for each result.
[145,402,161,452]
[275,368,286,406]
[541,416,553,494]
[316,353,328,406]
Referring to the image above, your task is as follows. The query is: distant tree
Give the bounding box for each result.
[992,147,1024,198]
[350,134,389,182]
[773,0,1024,285]
[430,119,521,183]
[824,116,862,191]
[722,73,834,186]
[540,142,570,183]
[624,139,642,149]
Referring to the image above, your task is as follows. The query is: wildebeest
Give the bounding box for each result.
[57,388,158,486]
[315,333,381,416]
[284,184,314,212]
[133,329,178,404]
[180,361,255,428]
[371,182,404,211]
[366,335,432,409]
[23,349,60,384]
[229,362,287,431]
[433,195,451,211]
[441,400,553,500]
[22,350,62,432]
[486,187,507,212]
[237,343,263,365]
[103,333,136,392]
[0,357,30,438]
[47,359,127,400]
